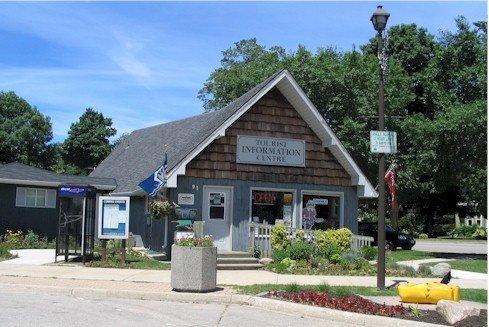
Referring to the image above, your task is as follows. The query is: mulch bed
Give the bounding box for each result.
[267,291,487,326]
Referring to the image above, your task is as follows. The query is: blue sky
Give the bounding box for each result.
[0,1,486,142]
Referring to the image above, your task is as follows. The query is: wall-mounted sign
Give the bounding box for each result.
[59,186,89,197]
[236,135,305,167]
[370,131,397,154]
[308,198,329,206]
[98,196,130,239]
[178,193,194,206]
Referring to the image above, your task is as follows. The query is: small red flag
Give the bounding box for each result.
[384,164,398,209]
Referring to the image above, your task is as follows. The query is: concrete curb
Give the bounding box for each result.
[1,283,446,326]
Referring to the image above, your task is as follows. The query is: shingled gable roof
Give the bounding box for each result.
[90,70,376,198]
[0,162,116,190]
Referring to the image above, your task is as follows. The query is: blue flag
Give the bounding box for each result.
[138,154,168,197]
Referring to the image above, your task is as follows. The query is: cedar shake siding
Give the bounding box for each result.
[186,87,351,186]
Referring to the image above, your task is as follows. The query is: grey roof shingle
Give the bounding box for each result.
[0,162,116,190]
[90,70,284,193]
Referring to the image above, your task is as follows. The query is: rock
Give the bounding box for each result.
[431,262,451,277]
[436,300,480,325]
[259,258,273,265]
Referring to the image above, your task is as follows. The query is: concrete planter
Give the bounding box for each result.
[171,244,217,292]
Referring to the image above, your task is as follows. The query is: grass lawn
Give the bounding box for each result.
[234,284,488,303]
[87,251,170,270]
[386,250,436,262]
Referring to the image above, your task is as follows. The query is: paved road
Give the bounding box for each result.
[413,239,487,255]
[0,287,355,327]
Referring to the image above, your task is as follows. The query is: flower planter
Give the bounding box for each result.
[170,244,217,292]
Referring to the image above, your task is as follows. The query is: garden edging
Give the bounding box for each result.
[2,282,446,326]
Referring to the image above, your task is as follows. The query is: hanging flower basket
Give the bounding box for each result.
[149,200,179,220]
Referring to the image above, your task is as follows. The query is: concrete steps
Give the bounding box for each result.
[217,251,263,270]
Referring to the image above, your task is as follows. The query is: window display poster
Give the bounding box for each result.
[98,196,130,239]
[283,205,293,226]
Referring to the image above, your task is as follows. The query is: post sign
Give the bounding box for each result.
[370,131,397,154]
[236,135,305,167]
[98,196,130,239]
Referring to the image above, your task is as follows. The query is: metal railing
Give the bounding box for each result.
[248,222,374,258]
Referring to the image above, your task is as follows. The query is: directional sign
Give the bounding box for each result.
[370,131,397,154]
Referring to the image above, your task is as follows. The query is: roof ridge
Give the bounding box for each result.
[130,68,287,135]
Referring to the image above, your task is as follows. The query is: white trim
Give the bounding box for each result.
[162,72,288,190]
[0,178,115,191]
[249,187,297,228]
[300,190,345,229]
[202,185,234,251]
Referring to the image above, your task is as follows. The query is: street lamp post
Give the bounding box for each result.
[370,5,390,290]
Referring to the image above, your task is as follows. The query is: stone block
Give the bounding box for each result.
[436,300,480,325]
[171,245,217,292]
[431,262,451,277]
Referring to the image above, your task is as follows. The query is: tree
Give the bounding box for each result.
[0,91,54,168]
[198,17,487,225]
[62,108,116,173]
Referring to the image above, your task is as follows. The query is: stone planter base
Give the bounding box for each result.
[171,245,217,292]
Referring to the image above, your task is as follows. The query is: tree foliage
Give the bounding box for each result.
[62,108,116,173]
[198,17,487,218]
[0,91,55,168]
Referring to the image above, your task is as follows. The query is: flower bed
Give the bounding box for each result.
[269,290,404,317]
[266,226,432,277]
[267,290,488,326]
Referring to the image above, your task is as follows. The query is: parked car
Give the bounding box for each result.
[358,222,416,251]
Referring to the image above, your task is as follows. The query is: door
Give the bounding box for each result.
[203,186,232,250]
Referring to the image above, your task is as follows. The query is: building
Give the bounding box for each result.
[91,70,376,254]
[0,162,116,239]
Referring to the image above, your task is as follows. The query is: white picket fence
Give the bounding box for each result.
[248,222,374,258]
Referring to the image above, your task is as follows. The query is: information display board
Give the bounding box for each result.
[98,196,130,239]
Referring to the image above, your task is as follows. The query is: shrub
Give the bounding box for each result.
[24,230,39,247]
[314,228,352,253]
[286,242,313,261]
[272,249,289,263]
[472,227,487,240]
[418,233,428,239]
[271,224,290,251]
[330,253,342,264]
[361,246,378,260]
[280,258,296,269]
[294,229,305,243]
[450,225,479,238]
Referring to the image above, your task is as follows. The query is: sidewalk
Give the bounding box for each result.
[0,263,486,289]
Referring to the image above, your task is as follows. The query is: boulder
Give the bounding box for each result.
[436,300,480,325]
[259,258,273,265]
[431,262,451,277]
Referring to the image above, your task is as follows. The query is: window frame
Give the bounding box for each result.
[15,187,56,209]
[300,190,345,230]
[248,187,297,227]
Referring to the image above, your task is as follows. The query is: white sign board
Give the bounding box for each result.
[98,196,130,239]
[236,135,305,167]
[370,131,397,154]
[178,193,194,206]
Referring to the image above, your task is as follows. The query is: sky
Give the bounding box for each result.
[0,1,486,143]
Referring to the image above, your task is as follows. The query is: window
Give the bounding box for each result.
[209,192,225,219]
[302,194,341,230]
[251,190,294,226]
[16,187,56,208]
